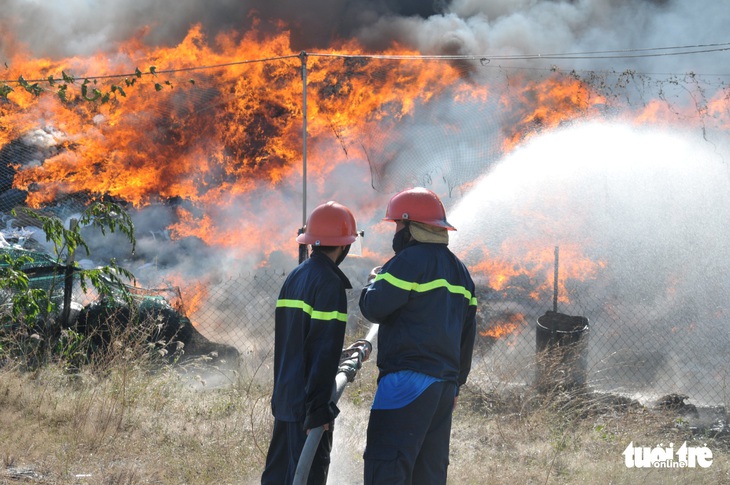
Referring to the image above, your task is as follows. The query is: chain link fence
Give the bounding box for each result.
[179,261,730,407]
[2,54,730,406]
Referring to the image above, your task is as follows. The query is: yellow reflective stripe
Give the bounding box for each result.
[374,272,477,306]
[276,299,348,322]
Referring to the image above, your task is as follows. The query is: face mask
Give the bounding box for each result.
[392,226,411,254]
[336,244,351,265]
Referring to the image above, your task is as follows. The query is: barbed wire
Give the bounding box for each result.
[3,42,730,85]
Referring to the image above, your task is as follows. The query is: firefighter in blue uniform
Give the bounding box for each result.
[359,187,477,485]
[262,201,360,485]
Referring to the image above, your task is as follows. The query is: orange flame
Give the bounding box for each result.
[0,24,669,285]
[158,276,209,320]
[468,243,605,303]
[2,27,489,261]
[501,75,607,151]
[480,312,526,339]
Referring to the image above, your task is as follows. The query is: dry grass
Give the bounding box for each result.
[447,385,730,485]
[0,359,272,484]
[1,342,729,484]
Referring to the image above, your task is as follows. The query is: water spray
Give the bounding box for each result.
[293,323,379,485]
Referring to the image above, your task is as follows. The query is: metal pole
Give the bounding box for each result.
[298,51,309,264]
[293,324,379,484]
[61,218,79,327]
[553,245,559,313]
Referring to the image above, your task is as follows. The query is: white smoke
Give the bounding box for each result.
[0,0,441,59]
[1,9,728,485]
[3,0,726,76]
[367,1,728,73]
[3,0,728,406]
[3,0,725,274]
[2,0,725,279]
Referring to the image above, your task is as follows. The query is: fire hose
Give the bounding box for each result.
[292,323,379,485]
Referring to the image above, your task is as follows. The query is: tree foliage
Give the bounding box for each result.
[0,200,137,365]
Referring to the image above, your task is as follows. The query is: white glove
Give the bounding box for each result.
[367,266,382,285]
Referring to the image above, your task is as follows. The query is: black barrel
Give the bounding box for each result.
[535,311,589,392]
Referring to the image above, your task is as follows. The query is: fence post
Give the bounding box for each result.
[299,51,309,264]
[61,218,78,327]
[553,245,559,312]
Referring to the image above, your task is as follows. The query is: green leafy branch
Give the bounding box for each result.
[0,65,175,103]
[1,200,138,325]
[0,252,50,321]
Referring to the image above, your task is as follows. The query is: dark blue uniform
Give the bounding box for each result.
[359,240,477,484]
[262,251,351,485]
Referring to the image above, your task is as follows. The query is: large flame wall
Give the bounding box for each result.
[2,26,730,405]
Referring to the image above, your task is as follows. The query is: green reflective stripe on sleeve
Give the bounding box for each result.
[276,299,348,322]
[277,299,312,313]
[312,309,348,322]
[373,272,416,290]
[374,272,477,306]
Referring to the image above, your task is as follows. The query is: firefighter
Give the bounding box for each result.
[262,201,360,485]
[359,187,477,484]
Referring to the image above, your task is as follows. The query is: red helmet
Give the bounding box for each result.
[384,187,456,230]
[296,201,359,246]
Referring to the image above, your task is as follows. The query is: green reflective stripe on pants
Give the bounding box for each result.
[276,299,348,322]
[374,272,477,306]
